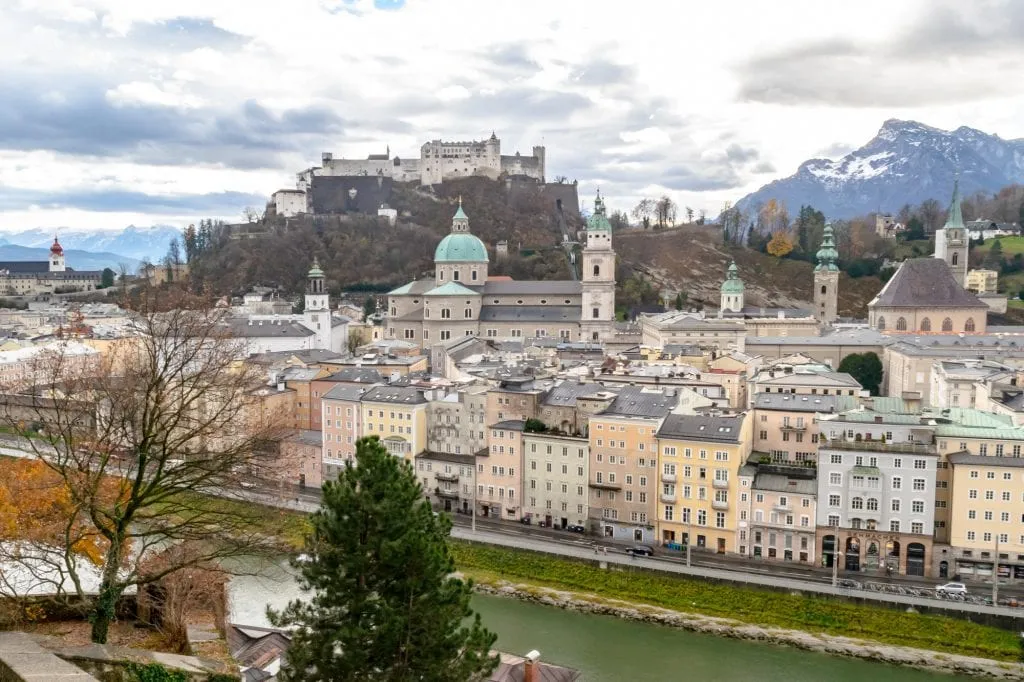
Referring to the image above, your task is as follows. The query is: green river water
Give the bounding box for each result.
[227,560,957,681]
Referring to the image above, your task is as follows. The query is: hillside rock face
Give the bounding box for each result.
[735,120,1024,220]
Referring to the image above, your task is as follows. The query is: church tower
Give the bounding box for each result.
[814,224,839,324]
[303,258,332,350]
[935,179,968,287]
[580,190,616,342]
[719,261,745,312]
[49,237,65,273]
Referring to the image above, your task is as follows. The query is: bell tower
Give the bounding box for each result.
[49,236,65,273]
[580,190,616,342]
[303,258,332,350]
[814,225,839,324]
[934,178,968,288]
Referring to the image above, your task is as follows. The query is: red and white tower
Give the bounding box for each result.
[49,236,66,272]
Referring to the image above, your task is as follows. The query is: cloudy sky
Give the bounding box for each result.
[2,0,1024,231]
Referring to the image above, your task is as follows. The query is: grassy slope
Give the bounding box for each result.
[973,236,1024,256]
[452,542,1020,661]
[614,227,884,318]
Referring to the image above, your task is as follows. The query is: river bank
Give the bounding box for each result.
[471,579,1024,680]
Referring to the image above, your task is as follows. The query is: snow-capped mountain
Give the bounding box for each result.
[734,119,1024,221]
[0,225,180,263]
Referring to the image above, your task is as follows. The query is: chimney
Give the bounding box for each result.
[524,650,540,682]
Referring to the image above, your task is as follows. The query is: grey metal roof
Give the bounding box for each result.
[602,387,678,418]
[481,280,582,295]
[752,392,855,412]
[286,429,322,447]
[360,385,427,404]
[0,261,50,273]
[746,329,891,347]
[282,367,322,382]
[870,258,988,309]
[325,367,384,384]
[252,348,343,364]
[491,419,526,430]
[417,450,476,466]
[752,471,817,495]
[656,413,744,443]
[948,452,1024,468]
[758,371,861,388]
[227,318,314,338]
[323,383,373,401]
[543,380,613,407]
[479,305,581,322]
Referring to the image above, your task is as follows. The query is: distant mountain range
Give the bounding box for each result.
[0,245,141,272]
[734,119,1024,220]
[0,225,180,264]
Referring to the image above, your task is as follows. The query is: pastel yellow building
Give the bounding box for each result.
[359,385,428,461]
[948,452,1024,581]
[655,412,752,554]
[965,269,998,295]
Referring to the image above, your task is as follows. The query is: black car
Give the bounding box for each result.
[626,545,655,556]
[566,524,586,533]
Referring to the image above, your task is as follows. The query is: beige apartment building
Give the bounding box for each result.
[947,452,1024,581]
[477,419,525,520]
[320,384,369,479]
[655,413,752,554]
[752,392,857,464]
[738,462,817,563]
[588,387,679,543]
[749,367,861,405]
[416,451,476,514]
[523,432,590,528]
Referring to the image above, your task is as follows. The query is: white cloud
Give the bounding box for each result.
[1,0,1023,231]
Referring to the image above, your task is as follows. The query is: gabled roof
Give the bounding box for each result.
[388,279,435,296]
[758,371,860,388]
[425,282,479,297]
[870,258,987,309]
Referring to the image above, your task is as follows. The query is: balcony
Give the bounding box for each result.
[712,499,729,511]
[662,473,677,483]
[779,423,806,432]
[589,481,622,491]
[712,478,729,489]
[436,471,459,482]
[660,493,676,504]
[435,487,460,499]
[772,503,792,513]
[820,438,935,455]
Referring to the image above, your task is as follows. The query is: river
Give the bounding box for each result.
[227,559,953,681]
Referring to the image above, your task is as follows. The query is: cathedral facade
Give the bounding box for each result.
[384,193,616,348]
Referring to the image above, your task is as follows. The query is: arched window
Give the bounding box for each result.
[942,317,953,332]
[877,316,886,331]
[965,318,975,332]
[820,285,827,295]
[952,253,959,266]
[920,317,931,331]
[866,498,879,511]
[851,497,864,510]
[896,317,907,331]
[593,264,600,277]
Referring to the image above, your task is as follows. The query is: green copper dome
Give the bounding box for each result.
[815,225,839,272]
[944,178,965,229]
[308,257,324,278]
[720,261,745,293]
[434,233,489,262]
[586,189,612,232]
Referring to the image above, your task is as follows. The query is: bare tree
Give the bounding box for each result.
[242,206,260,223]
[685,206,695,224]
[654,195,677,228]
[0,289,288,643]
[919,198,943,233]
[631,198,655,229]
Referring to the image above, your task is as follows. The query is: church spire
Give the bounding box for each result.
[815,224,839,272]
[944,177,965,229]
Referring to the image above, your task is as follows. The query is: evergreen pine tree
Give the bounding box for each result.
[270,436,497,681]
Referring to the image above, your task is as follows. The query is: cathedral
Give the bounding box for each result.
[385,192,616,347]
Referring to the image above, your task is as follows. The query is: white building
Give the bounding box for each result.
[523,432,590,529]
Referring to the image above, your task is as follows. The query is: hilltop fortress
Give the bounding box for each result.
[298,132,545,188]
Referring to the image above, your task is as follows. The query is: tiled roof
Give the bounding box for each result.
[657,413,744,443]
[323,384,373,401]
[361,385,427,404]
[870,258,987,309]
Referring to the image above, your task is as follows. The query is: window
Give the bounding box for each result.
[664,505,674,521]
[592,307,600,319]
[866,498,878,511]
[851,497,864,510]
[942,317,953,332]
[912,478,925,491]
[828,494,840,507]
[896,317,907,331]
[890,520,900,532]
[911,500,924,513]
[830,454,842,465]
[920,317,931,331]
[829,472,841,485]
[913,459,927,470]
[965,318,975,332]
[891,498,901,512]
[911,521,924,534]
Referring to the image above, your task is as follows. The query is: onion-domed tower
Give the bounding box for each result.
[49,236,65,272]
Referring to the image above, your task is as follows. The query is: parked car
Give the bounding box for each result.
[626,545,655,557]
[566,524,586,533]
[936,582,968,595]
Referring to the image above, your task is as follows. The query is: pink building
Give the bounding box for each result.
[321,384,370,479]
[477,419,524,520]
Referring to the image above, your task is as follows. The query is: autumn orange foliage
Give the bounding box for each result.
[0,458,112,566]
